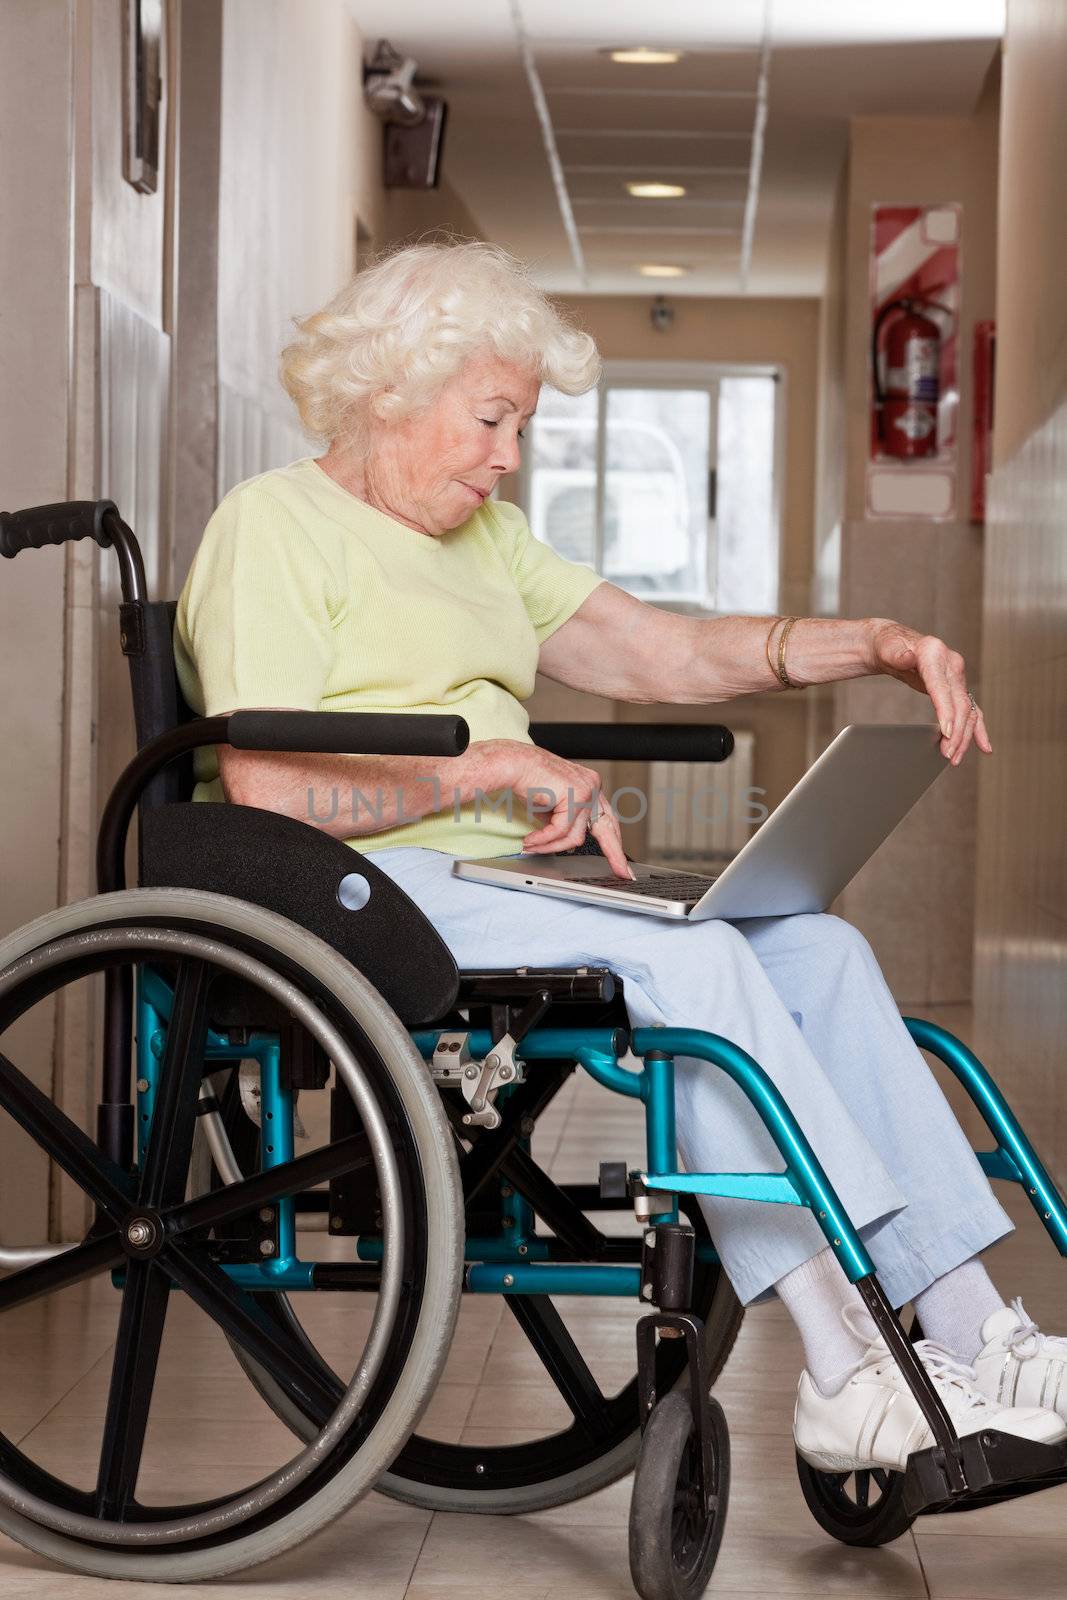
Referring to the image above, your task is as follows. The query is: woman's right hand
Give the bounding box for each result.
[486,740,633,879]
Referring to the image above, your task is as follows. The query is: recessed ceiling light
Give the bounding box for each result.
[626,181,687,199]
[637,263,689,278]
[602,46,685,65]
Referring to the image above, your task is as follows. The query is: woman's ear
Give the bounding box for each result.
[370,390,399,422]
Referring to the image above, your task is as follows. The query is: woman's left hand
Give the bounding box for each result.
[867,619,992,765]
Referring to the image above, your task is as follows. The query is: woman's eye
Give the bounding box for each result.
[478,418,524,438]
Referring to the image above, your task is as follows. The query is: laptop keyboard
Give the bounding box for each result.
[578,873,719,900]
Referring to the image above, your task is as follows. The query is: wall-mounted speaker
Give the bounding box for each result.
[383,97,448,190]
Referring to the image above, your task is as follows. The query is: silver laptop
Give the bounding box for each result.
[452,724,947,921]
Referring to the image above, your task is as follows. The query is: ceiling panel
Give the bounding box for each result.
[556,130,752,170]
[585,254,742,280]
[545,88,757,136]
[573,199,745,231]
[580,229,743,254]
[566,170,750,203]
[515,0,768,48]
[535,46,763,93]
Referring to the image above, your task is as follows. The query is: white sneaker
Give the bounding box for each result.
[973,1298,1067,1421]
[794,1335,1067,1473]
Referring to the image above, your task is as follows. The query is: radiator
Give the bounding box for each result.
[646,732,756,864]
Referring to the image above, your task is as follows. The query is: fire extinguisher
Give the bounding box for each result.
[872,297,950,460]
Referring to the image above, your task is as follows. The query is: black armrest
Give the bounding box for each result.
[97,711,470,894]
[530,721,733,764]
[228,709,468,757]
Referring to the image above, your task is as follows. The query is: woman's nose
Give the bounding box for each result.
[490,428,522,475]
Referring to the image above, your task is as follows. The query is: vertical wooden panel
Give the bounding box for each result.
[975,0,1067,1193]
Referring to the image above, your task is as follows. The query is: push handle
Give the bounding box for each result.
[0,500,117,559]
[227,709,470,758]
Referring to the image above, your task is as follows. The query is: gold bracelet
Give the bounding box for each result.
[776,615,800,689]
[764,616,784,686]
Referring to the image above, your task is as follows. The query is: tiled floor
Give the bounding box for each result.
[0,1004,1065,1598]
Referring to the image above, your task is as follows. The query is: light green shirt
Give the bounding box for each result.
[175,457,604,856]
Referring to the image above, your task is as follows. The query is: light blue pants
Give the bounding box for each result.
[366,847,1013,1307]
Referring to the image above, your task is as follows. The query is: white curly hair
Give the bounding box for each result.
[280,239,600,450]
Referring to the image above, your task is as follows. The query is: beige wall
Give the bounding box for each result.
[975,0,1067,1190]
[383,176,485,249]
[215,0,386,494]
[989,2,1067,467]
[831,82,999,1006]
[0,0,481,1242]
[0,0,78,1242]
[213,3,486,503]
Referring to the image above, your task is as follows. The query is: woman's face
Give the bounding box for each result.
[368,352,540,535]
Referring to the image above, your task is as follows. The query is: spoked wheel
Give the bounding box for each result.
[381,1197,742,1513]
[629,1390,730,1600]
[795,1316,919,1547]
[198,1067,744,1516]
[0,890,463,1581]
[795,1455,914,1545]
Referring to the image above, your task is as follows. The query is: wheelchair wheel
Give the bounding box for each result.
[795,1456,914,1546]
[629,1390,730,1600]
[0,889,463,1582]
[201,1072,744,1520]
[381,1204,742,1514]
[795,1313,919,1548]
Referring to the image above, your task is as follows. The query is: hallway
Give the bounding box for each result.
[1,0,1066,1596]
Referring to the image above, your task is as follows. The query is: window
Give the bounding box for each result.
[522,363,782,614]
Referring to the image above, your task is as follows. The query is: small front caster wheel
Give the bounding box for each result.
[629,1390,730,1600]
[795,1455,914,1546]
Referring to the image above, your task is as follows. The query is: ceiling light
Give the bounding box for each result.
[602,47,685,65]
[637,263,689,278]
[626,181,687,199]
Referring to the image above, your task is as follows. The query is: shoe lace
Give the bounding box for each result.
[913,1340,988,1412]
[837,1304,995,1412]
[1006,1296,1045,1357]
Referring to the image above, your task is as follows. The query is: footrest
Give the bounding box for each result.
[903,1430,1067,1517]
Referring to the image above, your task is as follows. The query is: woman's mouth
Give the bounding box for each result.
[459,481,488,503]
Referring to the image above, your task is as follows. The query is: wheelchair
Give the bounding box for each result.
[1,499,1066,1596]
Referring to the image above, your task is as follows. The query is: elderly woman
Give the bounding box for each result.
[176,241,1067,1474]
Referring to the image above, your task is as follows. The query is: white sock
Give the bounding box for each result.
[775,1248,878,1396]
[911,1257,1006,1362]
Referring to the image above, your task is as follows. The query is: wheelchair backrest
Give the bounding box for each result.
[124,599,196,810]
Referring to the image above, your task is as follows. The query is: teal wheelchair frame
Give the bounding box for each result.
[2,497,1067,1598]
[138,985,1067,1297]
[137,968,1067,1594]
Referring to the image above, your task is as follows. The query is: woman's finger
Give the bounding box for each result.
[949,661,978,761]
[523,792,597,853]
[950,695,982,765]
[523,815,583,851]
[589,807,633,879]
[919,644,967,757]
[915,652,957,748]
[523,830,586,856]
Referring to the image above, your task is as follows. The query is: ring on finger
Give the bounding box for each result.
[967,691,980,717]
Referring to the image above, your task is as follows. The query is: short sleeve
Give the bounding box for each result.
[488,500,604,647]
[175,483,339,717]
